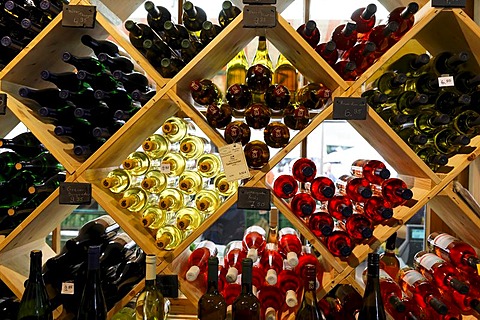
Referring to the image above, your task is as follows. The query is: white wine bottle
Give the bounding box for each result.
[158,187,187,212]
[179,135,211,159]
[195,189,221,215]
[176,207,204,231]
[135,254,165,319]
[142,133,171,159]
[156,224,184,250]
[161,152,194,177]
[122,151,151,176]
[141,169,169,194]
[102,168,138,194]
[141,205,175,229]
[162,117,194,142]
[178,170,205,195]
[214,172,238,197]
[119,187,155,212]
[196,154,222,178]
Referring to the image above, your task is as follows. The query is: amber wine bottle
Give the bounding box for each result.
[274,54,298,97]
[198,256,227,320]
[224,121,251,146]
[264,122,290,148]
[232,258,261,319]
[244,140,270,169]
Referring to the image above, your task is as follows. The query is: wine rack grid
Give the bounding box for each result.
[1,0,480,318]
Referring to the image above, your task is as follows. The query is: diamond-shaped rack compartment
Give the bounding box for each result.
[0,11,163,174]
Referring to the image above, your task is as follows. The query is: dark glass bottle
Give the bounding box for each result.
[97,52,134,74]
[190,79,223,106]
[61,52,106,74]
[94,88,133,110]
[265,84,290,112]
[76,70,120,91]
[244,140,270,169]
[162,21,191,50]
[264,122,290,148]
[80,34,120,57]
[388,53,431,77]
[0,132,45,158]
[40,70,87,91]
[112,70,150,94]
[180,38,204,63]
[358,253,386,320]
[18,87,63,109]
[296,83,331,110]
[296,20,321,48]
[206,103,233,129]
[283,104,310,130]
[159,57,186,78]
[200,20,222,46]
[182,1,207,34]
[295,264,326,320]
[124,20,158,54]
[232,258,260,320]
[144,1,171,33]
[15,151,63,177]
[219,1,241,29]
[246,63,273,94]
[17,250,53,320]
[380,232,400,280]
[226,83,252,111]
[198,256,227,320]
[77,245,107,320]
[224,120,251,146]
[431,51,470,76]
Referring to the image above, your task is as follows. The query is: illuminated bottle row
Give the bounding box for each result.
[102,117,238,250]
[272,158,413,257]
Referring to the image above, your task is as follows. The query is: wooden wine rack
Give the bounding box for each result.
[1,0,480,318]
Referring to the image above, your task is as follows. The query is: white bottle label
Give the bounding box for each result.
[433,233,456,250]
[61,282,75,295]
[402,270,426,286]
[417,253,444,270]
[438,75,455,87]
[98,214,116,226]
[219,143,250,182]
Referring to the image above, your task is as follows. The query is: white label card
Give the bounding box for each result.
[219,143,251,182]
[160,162,171,173]
[61,282,75,295]
[438,75,455,87]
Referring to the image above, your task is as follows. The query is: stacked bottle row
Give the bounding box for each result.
[364,50,480,172]
[188,223,327,319]
[101,116,238,250]
[297,2,419,81]
[125,0,241,78]
[41,215,145,319]
[0,131,65,235]
[272,158,413,257]
[16,34,155,160]
[0,0,67,70]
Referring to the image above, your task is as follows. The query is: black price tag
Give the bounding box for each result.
[243,0,276,4]
[333,97,368,120]
[62,5,96,28]
[237,187,271,210]
[59,182,92,205]
[243,5,276,28]
[0,93,6,115]
[431,0,466,7]
[156,275,178,298]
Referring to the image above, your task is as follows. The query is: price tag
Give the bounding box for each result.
[0,93,6,115]
[219,143,250,182]
[438,75,455,87]
[62,5,96,28]
[243,5,276,28]
[431,0,466,7]
[237,187,271,210]
[61,282,75,295]
[160,162,171,173]
[333,97,368,120]
[59,182,92,205]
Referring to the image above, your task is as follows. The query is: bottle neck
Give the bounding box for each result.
[29,252,43,282]
[145,260,157,289]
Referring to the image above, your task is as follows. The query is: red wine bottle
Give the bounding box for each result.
[292,158,317,182]
[357,196,394,223]
[367,21,399,58]
[336,175,373,202]
[283,103,310,130]
[259,243,284,285]
[331,22,357,51]
[258,284,285,320]
[387,2,420,41]
[277,268,302,308]
[244,140,270,169]
[246,64,272,94]
[224,241,247,283]
[296,83,332,110]
[308,211,334,237]
[315,41,338,66]
[310,176,335,201]
[379,177,413,207]
[206,103,233,129]
[264,84,290,112]
[278,227,302,267]
[351,4,377,34]
[333,60,358,81]
[350,159,391,185]
[296,20,320,48]
[325,230,353,257]
[264,122,290,148]
[245,103,271,129]
[224,121,251,146]
[290,192,316,218]
[327,195,353,220]
[273,174,298,199]
[242,226,266,261]
[190,79,223,106]
[338,214,374,242]
[226,83,252,111]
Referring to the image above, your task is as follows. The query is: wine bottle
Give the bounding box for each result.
[416,146,449,171]
[315,41,338,66]
[178,170,204,195]
[278,227,302,267]
[259,243,284,285]
[325,230,353,257]
[310,176,335,201]
[258,285,285,320]
[394,90,430,115]
[162,117,192,142]
[80,34,120,57]
[158,187,186,212]
[142,38,177,68]
[190,79,223,106]
[336,174,372,202]
[333,60,358,81]
[141,134,171,160]
[358,196,394,223]
[264,122,290,148]
[17,250,52,320]
[219,1,241,28]
[206,103,233,129]
[244,140,270,169]
[185,240,218,282]
[40,70,87,92]
[351,4,377,34]
[361,89,389,111]
[144,1,171,34]
[232,258,260,319]
[290,192,316,218]
[18,87,63,109]
[398,267,449,316]
[395,126,428,147]
[295,264,326,320]
[195,189,221,215]
[379,177,413,207]
[367,21,399,58]
[452,109,480,137]
[330,22,357,51]
[200,21,222,46]
[124,20,158,54]
[274,54,298,96]
[99,233,136,271]
[155,224,184,250]
[224,240,247,283]
[453,71,480,94]
[273,174,298,199]
[431,51,470,76]
[373,71,407,96]
[225,84,252,112]
[197,154,222,178]
[101,168,136,194]
[358,253,386,320]
[379,232,400,280]
[414,251,470,295]
[182,1,207,35]
[296,83,332,110]
[226,50,248,90]
[308,211,334,237]
[342,41,376,74]
[245,64,273,95]
[214,173,238,197]
[292,158,317,182]
[296,246,323,280]
[119,187,152,213]
[135,254,165,320]
[327,195,353,220]
[159,57,186,78]
[122,151,151,176]
[141,205,174,230]
[0,170,43,208]
[77,245,107,320]
[265,84,290,112]
[112,70,150,94]
[388,53,431,77]
[244,103,271,129]
[161,152,193,177]
[296,20,320,48]
[338,214,374,242]
[61,51,106,75]
[76,70,119,92]
[180,38,204,63]
[351,159,391,185]
[409,109,451,135]
[28,171,65,195]
[431,127,470,155]
[97,53,135,74]
[198,256,227,320]
[176,207,203,231]
[224,120,251,146]
[179,135,211,160]
[15,151,63,177]
[283,103,310,130]
[242,226,266,261]
[387,2,420,40]
[278,268,302,308]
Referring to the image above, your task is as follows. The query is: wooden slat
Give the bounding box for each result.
[81,0,144,23]
[377,0,429,12]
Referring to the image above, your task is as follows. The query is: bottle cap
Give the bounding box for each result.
[156,234,171,249]
[102,177,117,189]
[28,186,36,194]
[247,248,258,261]
[14,163,22,170]
[389,295,406,313]
[368,252,380,265]
[186,265,201,281]
[360,186,372,199]
[320,224,333,236]
[179,179,193,191]
[400,188,413,200]
[379,207,394,219]
[433,155,448,166]
[142,178,156,189]
[377,168,391,180]
[159,197,173,209]
[265,269,278,285]
[62,51,72,62]
[265,307,276,320]
[162,123,174,134]
[282,183,294,196]
[142,215,154,227]
[226,266,238,282]
[122,159,136,169]
[218,181,230,193]
[119,196,135,208]
[146,254,156,264]
[285,290,298,307]
[340,204,353,217]
[286,252,299,267]
[197,199,210,211]
[142,141,156,151]
[321,186,335,198]
[177,217,191,230]
[361,227,373,239]
[199,162,212,172]
[340,245,352,257]
[430,297,448,315]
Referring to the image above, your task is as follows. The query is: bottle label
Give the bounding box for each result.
[402,270,426,286]
[219,143,250,182]
[61,281,75,295]
[115,232,133,245]
[432,233,455,250]
[379,268,393,281]
[98,215,116,227]
[417,253,444,270]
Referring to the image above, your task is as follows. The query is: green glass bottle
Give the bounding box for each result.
[252,36,273,72]
[431,128,470,155]
[373,71,407,97]
[226,49,249,90]
[0,132,45,157]
[232,258,260,319]
[451,110,480,137]
[295,264,326,320]
[394,90,430,115]
[0,150,23,181]
[387,53,430,77]
[361,90,388,112]
[17,250,53,320]
[412,109,451,135]
[357,253,386,320]
[0,170,42,209]
[15,151,64,177]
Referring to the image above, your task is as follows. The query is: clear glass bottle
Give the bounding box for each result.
[135,254,165,319]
